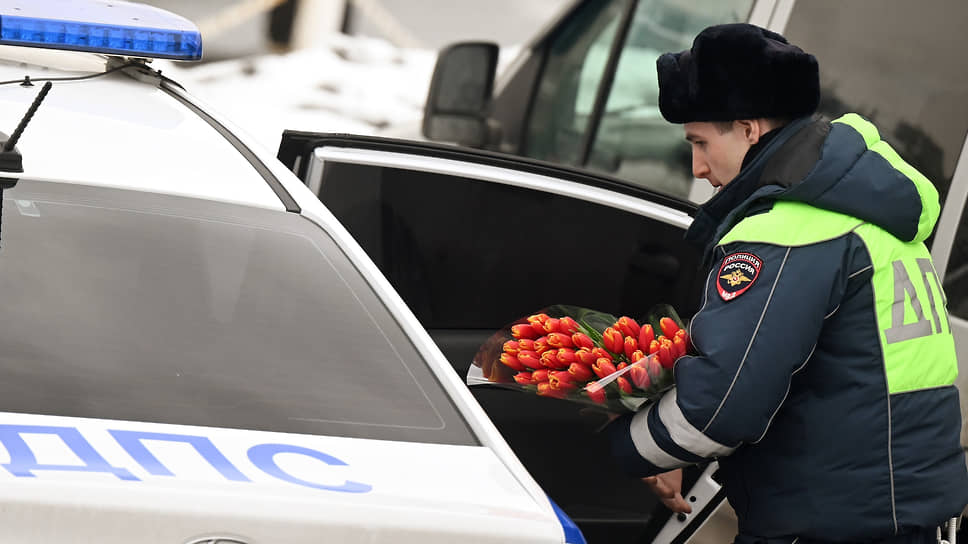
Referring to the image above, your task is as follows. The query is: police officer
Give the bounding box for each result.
[609,23,968,543]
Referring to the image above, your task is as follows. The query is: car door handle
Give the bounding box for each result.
[650,461,726,544]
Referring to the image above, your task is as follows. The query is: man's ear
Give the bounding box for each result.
[736,119,762,145]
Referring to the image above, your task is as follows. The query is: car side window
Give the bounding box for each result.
[782,1,968,208]
[523,0,631,165]
[585,0,754,201]
[317,160,702,331]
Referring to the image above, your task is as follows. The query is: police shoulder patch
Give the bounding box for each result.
[717,252,763,301]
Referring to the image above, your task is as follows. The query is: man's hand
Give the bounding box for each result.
[642,469,692,513]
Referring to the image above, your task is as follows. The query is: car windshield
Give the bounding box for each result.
[0,178,476,446]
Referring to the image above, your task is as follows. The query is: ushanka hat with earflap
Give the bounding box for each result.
[657,23,820,123]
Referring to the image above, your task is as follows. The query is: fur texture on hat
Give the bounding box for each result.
[657,23,820,123]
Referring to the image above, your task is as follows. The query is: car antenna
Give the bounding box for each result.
[0,80,52,173]
[0,81,53,247]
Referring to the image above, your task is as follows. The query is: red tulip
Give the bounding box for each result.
[576,348,597,365]
[533,337,551,354]
[647,358,663,381]
[658,340,674,369]
[543,318,561,334]
[629,364,651,389]
[556,348,578,366]
[648,339,661,355]
[617,376,633,394]
[586,382,607,404]
[568,362,594,381]
[615,316,640,338]
[537,382,568,399]
[592,357,617,379]
[591,347,613,361]
[541,350,563,369]
[500,352,526,371]
[638,324,655,350]
[673,336,687,359]
[602,327,624,353]
[549,371,578,392]
[546,332,574,349]
[502,340,520,355]
[571,332,595,350]
[630,350,645,363]
[511,324,538,339]
[660,317,680,339]
[623,336,638,359]
[527,313,550,326]
[513,371,533,385]
[531,369,550,383]
[558,316,580,335]
[675,329,692,354]
[517,350,543,370]
[616,362,628,370]
[517,338,536,352]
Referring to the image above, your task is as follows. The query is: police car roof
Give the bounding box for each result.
[0,46,285,210]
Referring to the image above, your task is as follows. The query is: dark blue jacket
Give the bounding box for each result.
[611,114,968,542]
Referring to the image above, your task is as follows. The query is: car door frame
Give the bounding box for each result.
[276,131,729,544]
[279,132,704,389]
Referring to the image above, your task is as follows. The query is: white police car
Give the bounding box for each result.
[0,2,585,542]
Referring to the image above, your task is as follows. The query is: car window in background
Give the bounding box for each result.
[524,0,631,165]
[783,1,968,209]
[586,0,753,201]
[0,179,476,447]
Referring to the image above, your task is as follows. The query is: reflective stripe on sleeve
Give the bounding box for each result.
[658,390,736,458]
[629,403,692,469]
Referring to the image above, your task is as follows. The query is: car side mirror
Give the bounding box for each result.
[422,41,499,147]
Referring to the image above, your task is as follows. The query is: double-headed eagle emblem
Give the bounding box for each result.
[720,269,752,287]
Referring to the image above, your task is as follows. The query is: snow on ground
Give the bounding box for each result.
[157,33,438,154]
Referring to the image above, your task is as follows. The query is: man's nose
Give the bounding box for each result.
[692,154,710,179]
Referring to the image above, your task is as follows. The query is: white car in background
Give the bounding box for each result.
[0,2,585,542]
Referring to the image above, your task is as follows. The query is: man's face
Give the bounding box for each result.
[684,121,753,191]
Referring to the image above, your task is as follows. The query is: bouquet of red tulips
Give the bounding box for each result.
[468,304,693,413]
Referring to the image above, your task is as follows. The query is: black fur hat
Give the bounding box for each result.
[657,23,820,123]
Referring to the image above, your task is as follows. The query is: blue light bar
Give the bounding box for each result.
[0,1,202,61]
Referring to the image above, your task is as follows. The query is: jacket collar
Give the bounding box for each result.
[684,116,813,255]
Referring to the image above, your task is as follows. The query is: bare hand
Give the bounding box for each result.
[642,469,692,513]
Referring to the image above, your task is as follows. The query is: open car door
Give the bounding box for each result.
[278,132,727,544]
